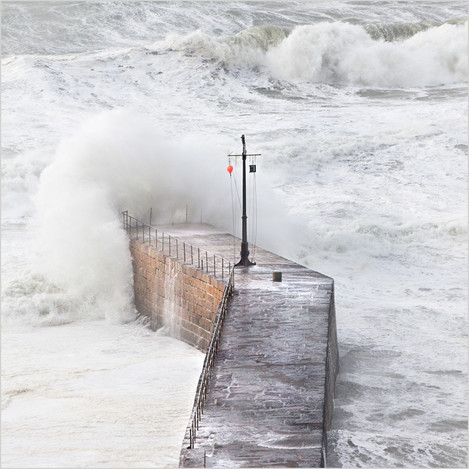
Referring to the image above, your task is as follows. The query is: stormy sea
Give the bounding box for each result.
[2,1,467,467]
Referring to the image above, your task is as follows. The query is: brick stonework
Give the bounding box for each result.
[130,239,226,352]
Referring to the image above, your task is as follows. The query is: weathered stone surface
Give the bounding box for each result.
[130,233,227,352]
[180,267,333,467]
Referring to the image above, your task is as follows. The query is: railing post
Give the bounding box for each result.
[184,242,186,262]
[198,248,200,268]
[155,229,158,250]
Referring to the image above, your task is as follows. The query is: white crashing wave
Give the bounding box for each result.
[163,21,468,87]
[23,110,234,327]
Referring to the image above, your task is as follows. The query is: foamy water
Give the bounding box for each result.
[2,1,467,467]
[2,319,204,468]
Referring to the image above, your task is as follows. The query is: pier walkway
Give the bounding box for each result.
[152,225,337,468]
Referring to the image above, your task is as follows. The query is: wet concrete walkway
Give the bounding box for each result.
[157,224,337,468]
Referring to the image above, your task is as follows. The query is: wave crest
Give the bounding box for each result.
[164,20,468,87]
[266,21,468,86]
[364,17,466,42]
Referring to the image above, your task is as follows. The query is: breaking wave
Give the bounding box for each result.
[27,111,224,326]
[163,20,467,87]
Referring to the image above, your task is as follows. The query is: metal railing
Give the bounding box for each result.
[122,211,233,282]
[123,210,235,455]
[186,269,234,452]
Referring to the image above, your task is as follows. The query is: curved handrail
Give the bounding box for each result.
[122,211,233,282]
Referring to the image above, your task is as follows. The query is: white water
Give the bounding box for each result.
[2,1,467,467]
[2,318,204,468]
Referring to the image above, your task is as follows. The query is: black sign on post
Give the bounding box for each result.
[228,135,261,268]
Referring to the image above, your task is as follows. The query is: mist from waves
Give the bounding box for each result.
[2,109,300,329]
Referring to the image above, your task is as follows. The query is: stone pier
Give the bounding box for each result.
[128,222,338,467]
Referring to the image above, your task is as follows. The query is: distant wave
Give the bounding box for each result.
[4,20,466,89]
[163,20,468,87]
[364,17,467,41]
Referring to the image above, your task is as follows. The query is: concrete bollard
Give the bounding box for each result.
[272,272,282,282]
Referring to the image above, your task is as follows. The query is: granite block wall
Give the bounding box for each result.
[130,239,226,352]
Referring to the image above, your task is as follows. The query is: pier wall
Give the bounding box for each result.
[130,239,226,352]
[323,288,339,464]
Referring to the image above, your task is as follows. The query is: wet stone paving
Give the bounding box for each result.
[159,225,335,468]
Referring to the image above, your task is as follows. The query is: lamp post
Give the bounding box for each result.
[229,135,261,268]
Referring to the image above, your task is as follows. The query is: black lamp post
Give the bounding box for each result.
[230,135,261,268]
